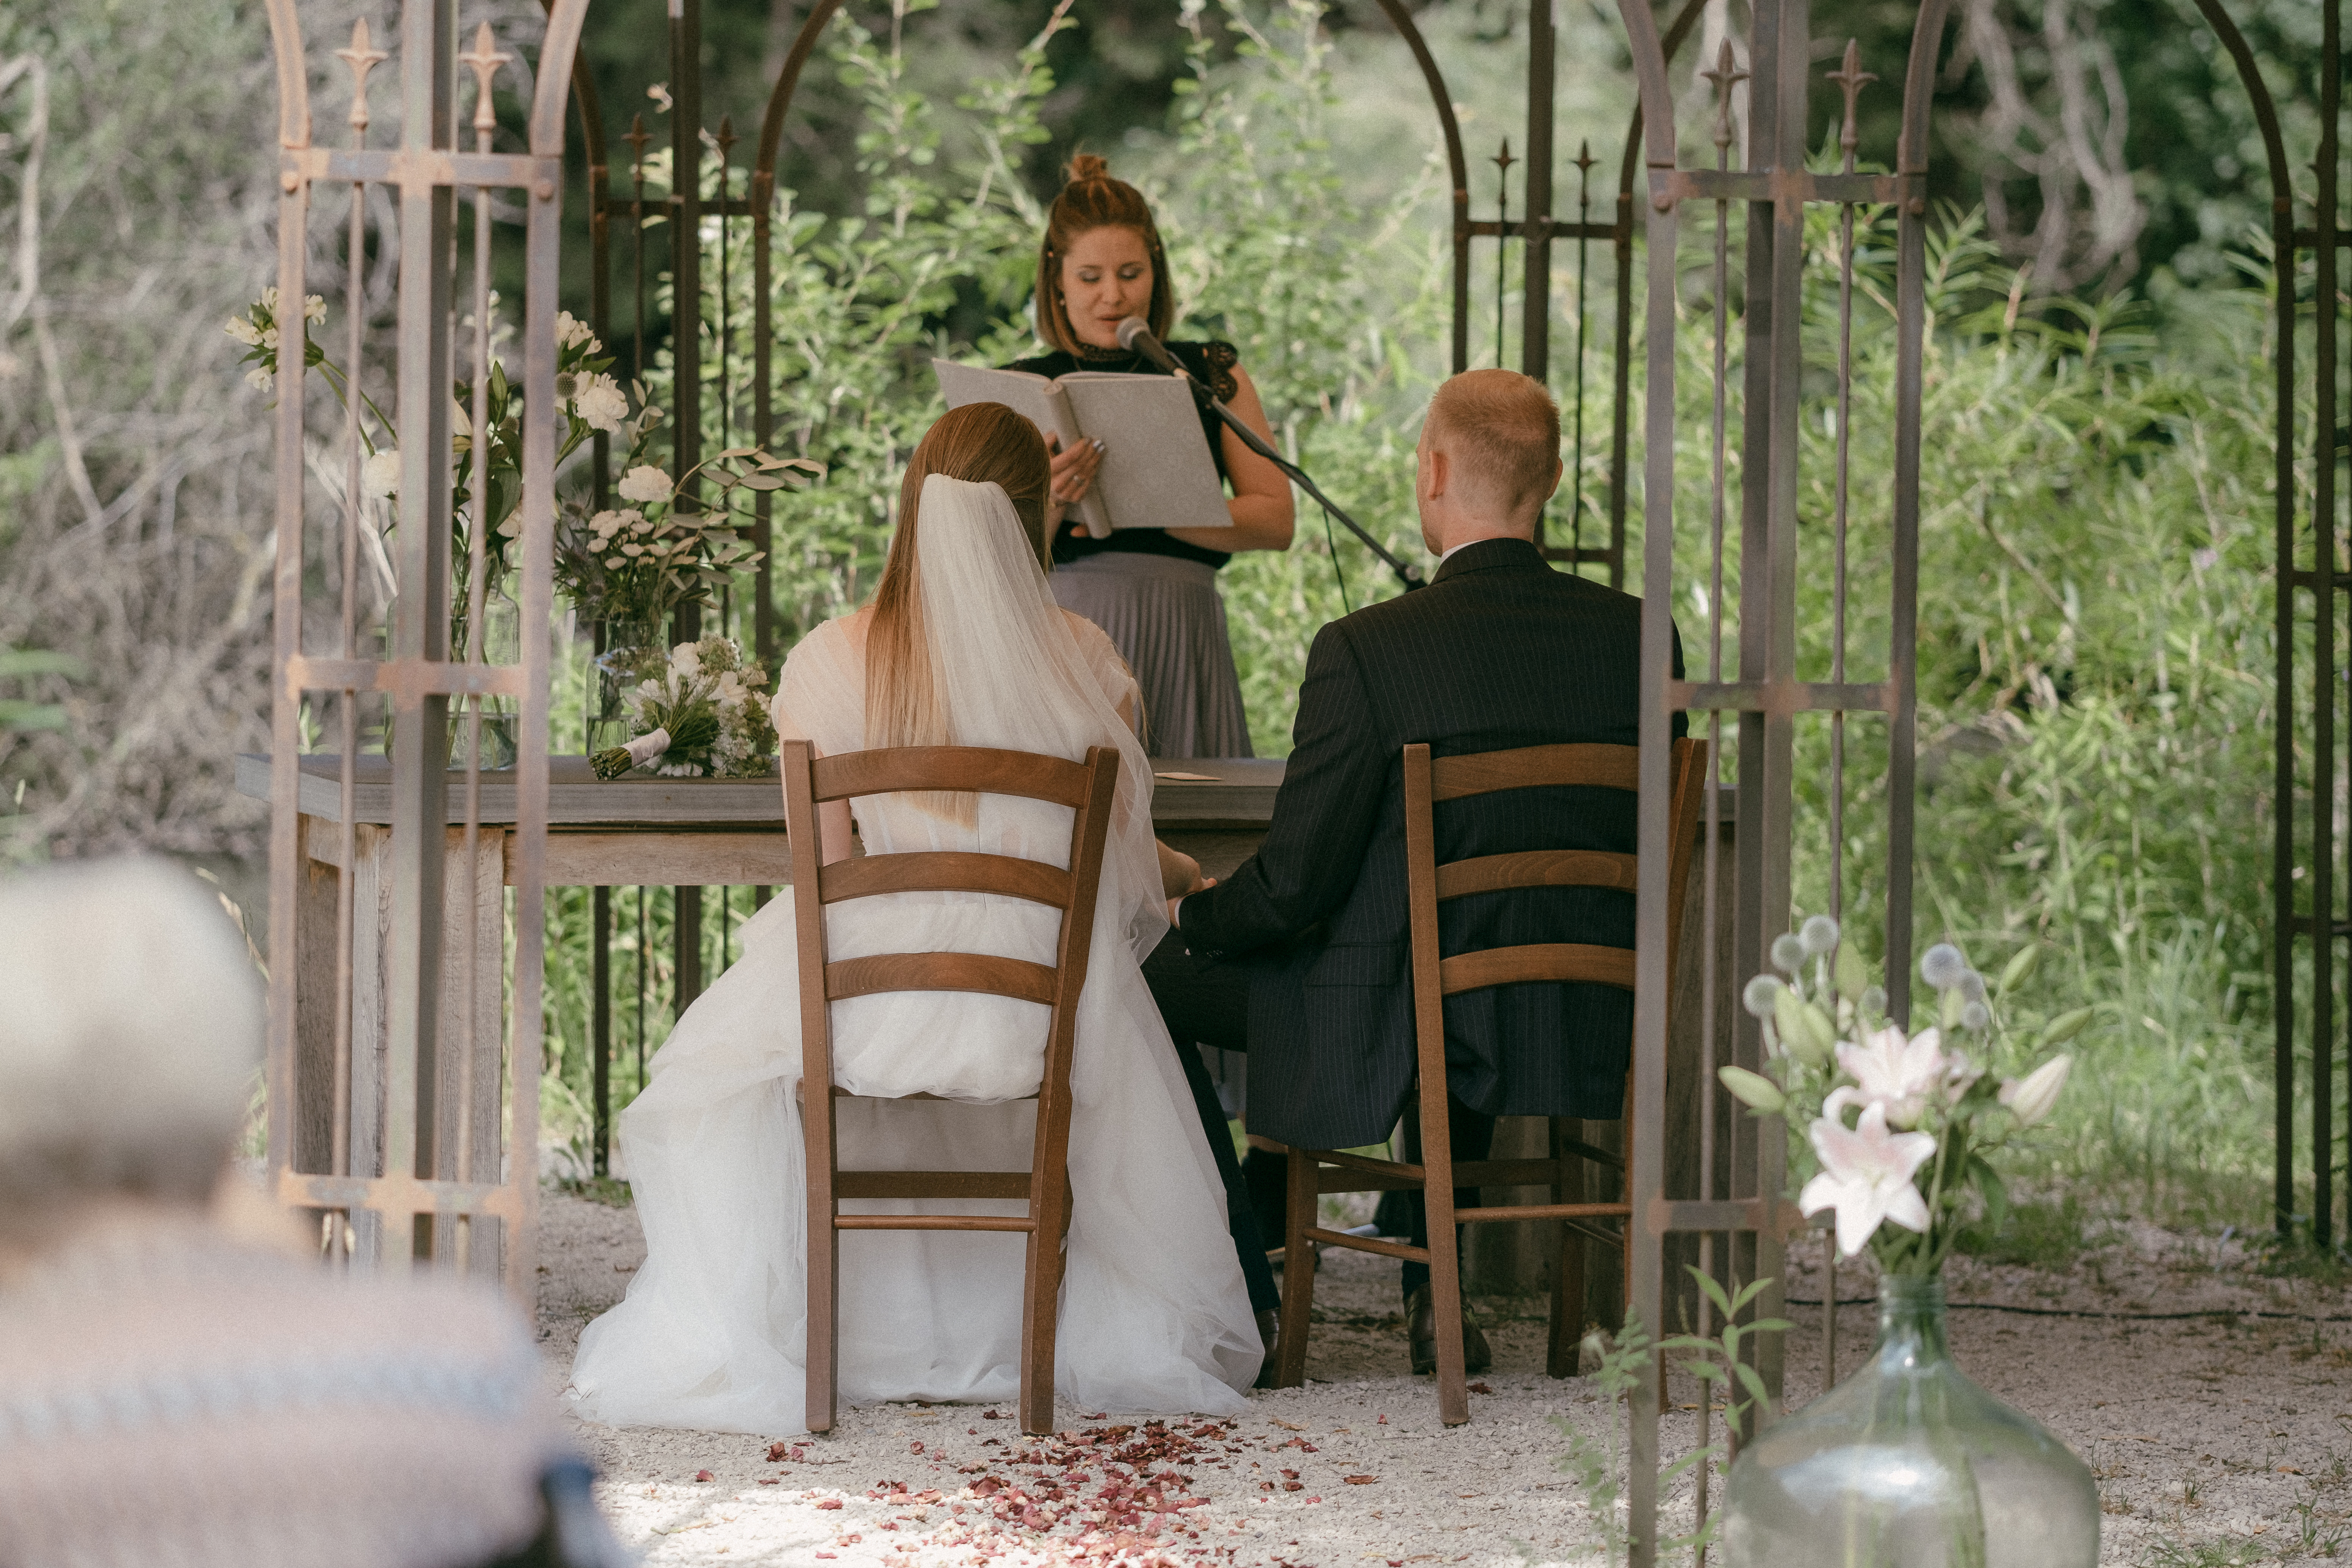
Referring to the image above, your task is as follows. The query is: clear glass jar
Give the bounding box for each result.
[1721,1275,2099,1568]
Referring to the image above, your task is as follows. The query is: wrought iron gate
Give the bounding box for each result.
[262,0,588,1289]
[2198,0,2347,1251]
[1620,0,1935,1554]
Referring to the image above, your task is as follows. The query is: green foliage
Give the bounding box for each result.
[1551,1314,1652,1568]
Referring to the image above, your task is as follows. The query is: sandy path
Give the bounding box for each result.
[537,1190,2352,1564]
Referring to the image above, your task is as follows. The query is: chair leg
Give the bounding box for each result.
[1547,1116,1586,1378]
[1018,1168,1072,1437]
[1427,1177,1468,1427]
[806,1130,838,1435]
[1274,1143,1317,1388]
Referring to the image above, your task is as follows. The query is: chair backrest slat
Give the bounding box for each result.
[1403,738,1706,1004]
[812,746,1094,808]
[1428,741,1639,802]
[820,851,1072,909]
[1439,942,1637,996]
[825,952,1059,1006]
[1434,847,1638,903]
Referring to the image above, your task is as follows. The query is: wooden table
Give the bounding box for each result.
[238,753,1282,1185]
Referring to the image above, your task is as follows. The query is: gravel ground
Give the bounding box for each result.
[539,1190,2352,1565]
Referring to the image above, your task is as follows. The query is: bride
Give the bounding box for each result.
[567,402,1262,1435]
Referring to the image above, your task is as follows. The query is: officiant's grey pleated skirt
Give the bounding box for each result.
[1050,553,1254,759]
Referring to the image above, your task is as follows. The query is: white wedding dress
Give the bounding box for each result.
[566,476,1261,1436]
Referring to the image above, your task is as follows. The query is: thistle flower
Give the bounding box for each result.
[1770,932,1806,973]
[1742,974,1784,1019]
[617,464,671,504]
[1799,915,1840,956]
[1960,1001,1991,1031]
[1799,1103,1937,1258]
[1920,942,1970,990]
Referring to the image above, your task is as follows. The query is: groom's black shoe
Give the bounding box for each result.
[1254,1309,1282,1388]
[1405,1284,1492,1377]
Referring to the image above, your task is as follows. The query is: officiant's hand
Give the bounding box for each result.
[1045,433,1105,531]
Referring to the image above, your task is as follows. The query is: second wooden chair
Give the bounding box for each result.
[1272,737,1705,1424]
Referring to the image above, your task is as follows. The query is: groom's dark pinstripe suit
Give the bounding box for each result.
[1156,535,1683,1153]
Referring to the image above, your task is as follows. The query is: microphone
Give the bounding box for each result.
[1116,316,1182,374]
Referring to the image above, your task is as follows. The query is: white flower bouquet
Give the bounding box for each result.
[1723,918,2090,1274]
[591,638,776,780]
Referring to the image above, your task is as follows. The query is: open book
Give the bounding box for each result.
[933,360,1232,539]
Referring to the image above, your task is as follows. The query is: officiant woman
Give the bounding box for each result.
[1009,155,1294,760]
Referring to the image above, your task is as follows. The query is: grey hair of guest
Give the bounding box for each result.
[0,857,261,1237]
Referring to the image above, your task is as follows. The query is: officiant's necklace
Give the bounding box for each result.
[1073,342,1153,371]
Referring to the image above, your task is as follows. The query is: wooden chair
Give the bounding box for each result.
[781,739,1122,1438]
[1272,737,1706,1425]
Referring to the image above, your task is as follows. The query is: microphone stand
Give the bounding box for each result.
[1174,371,1426,593]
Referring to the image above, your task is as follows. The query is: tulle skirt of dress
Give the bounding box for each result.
[564,888,1261,1436]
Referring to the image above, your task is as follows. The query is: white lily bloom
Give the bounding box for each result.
[554,310,597,350]
[244,365,272,390]
[361,450,401,499]
[1999,1054,2072,1128]
[574,373,630,434]
[1825,1023,1946,1129]
[617,465,671,505]
[225,315,262,347]
[1799,1103,1937,1257]
[303,294,327,324]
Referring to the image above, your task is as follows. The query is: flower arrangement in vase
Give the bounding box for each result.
[231,293,631,665]
[591,638,776,780]
[1715,917,2101,1566]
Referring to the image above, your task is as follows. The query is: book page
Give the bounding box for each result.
[1058,373,1233,532]
[931,360,1111,536]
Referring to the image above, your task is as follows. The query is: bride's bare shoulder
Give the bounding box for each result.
[786,608,872,663]
[1058,608,1118,660]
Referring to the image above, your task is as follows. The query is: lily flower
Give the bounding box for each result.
[1825,1024,1946,1129]
[1799,1104,1937,1258]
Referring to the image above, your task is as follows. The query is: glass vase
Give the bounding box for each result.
[1720,1275,2099,1568]
[594,614,662,727]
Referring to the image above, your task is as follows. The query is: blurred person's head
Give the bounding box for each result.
[0,857,260,1249]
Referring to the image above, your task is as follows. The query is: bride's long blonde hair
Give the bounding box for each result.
[866,404,1054,804]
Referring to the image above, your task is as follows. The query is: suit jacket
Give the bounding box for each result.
[1174,536,1683,1150]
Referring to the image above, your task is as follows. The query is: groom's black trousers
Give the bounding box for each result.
[1144,931,1493,1308]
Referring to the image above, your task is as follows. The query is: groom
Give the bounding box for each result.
[1147,368,1681,1374]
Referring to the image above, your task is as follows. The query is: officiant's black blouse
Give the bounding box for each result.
[1004,338,1242,570]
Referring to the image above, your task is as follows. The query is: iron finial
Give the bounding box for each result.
[335,19,389,140]
[1702,39,1749,154]
[1828,40,1878,172]
[459,23,512,142]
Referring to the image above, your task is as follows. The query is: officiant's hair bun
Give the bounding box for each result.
[1036,152,1174,356]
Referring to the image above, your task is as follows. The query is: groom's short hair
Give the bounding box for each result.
[1424,370,1561,517]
